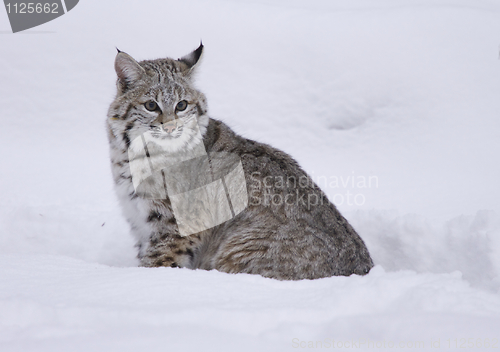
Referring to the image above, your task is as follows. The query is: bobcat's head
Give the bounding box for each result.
[107,44,208,154]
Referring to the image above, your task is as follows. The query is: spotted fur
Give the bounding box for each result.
[107,44,374,280]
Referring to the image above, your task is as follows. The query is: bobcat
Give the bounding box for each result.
[107,44,374,280]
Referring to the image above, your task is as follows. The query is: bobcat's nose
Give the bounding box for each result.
[162,121,177,133]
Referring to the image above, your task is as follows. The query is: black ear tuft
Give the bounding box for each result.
[178,42,204,70]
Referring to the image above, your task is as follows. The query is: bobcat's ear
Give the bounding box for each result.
[114,50,145,92]
[177,42,203,76]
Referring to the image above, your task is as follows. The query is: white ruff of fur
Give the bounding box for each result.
[145,115,207,154]
[127,116,209,198]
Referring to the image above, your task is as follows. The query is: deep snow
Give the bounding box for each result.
[1,0,500,351]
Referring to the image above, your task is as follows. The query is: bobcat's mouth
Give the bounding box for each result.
[149,126,180,140]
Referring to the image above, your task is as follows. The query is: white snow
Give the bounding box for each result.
[1,0,500,351]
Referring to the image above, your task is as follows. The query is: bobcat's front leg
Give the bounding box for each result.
[140,232,202,268]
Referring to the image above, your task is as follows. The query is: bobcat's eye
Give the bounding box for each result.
[144,101,158,111]
[176,100,188,112]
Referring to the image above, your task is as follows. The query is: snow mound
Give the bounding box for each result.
[1,255,499,352]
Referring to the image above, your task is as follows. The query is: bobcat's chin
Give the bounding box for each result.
[149,130,179,140]
[143,126,201,154]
